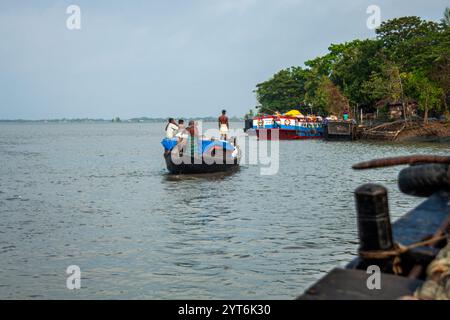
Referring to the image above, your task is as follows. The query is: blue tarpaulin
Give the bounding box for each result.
[161,138,235,154]
[201,140,235,153]
[161,138,179,151]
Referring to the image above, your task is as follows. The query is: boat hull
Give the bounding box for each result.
[324,121,357,141]
[256,128,323,140]
[164,152,240,174]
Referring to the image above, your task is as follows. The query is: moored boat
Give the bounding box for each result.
[253,110,323,140]
[323,120,357,141]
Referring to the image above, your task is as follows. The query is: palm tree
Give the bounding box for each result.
[441,7,450,28]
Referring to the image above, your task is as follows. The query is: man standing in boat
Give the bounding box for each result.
[218,109,229,140]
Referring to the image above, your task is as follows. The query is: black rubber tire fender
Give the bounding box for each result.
[398,163,449,197]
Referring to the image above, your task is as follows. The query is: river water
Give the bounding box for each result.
[0,122,449,299]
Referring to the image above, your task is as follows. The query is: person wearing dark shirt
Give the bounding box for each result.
[218,109,229,140]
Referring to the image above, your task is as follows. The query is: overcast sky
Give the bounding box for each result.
[0,0,447,119]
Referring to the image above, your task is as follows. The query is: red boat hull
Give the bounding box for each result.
[256,129,322,140]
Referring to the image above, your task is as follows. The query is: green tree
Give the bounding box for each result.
[419,27,450,113]
[305,42,359,77]
[361,72,389,103]
[429,55,450,114]
[376,16,438,48]
[315,77,350,116]
[441,7,450,28]
[255,67,309,114]
[330,39,384,106]
[303,69,331,115]
[376,16,440,70]
[405,72,444,123]
[361,62,409,119]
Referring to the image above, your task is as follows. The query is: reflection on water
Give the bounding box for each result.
[0,122,449,299]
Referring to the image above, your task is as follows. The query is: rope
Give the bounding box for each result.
[358,234,447,260]
[358,234,448,275]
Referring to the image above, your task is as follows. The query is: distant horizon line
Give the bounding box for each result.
[0,116,246,122]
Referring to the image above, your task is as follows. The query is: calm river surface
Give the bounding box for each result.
[0,122,449,299]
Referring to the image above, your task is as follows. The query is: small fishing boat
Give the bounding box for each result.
[161,137,241,174]
[252,110,324,140]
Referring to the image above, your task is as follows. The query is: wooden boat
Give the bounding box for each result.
[162,138,241,174]
[323,120,357,141]
[164,151,240,174]
[360,119,408,141]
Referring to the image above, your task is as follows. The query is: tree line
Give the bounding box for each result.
[254,8,450,123]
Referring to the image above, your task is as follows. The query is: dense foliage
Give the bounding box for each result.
[254,8,450,122]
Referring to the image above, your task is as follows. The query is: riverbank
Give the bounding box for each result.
[398,122,450,143]
[360,120,450,143]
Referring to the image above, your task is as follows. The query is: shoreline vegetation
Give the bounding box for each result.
[252,8,450,141]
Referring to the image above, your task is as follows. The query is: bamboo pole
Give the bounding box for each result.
[353,155,450,170]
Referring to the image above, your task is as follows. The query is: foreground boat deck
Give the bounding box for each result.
[299,268,423,300]
[298,191,450,300]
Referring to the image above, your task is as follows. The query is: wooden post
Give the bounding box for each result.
[360,107,363,125]
[355,184,394,268]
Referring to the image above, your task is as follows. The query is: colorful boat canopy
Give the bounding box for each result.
[283,109,303,117]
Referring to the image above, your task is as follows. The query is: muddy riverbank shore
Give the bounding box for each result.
[360,120,450,143]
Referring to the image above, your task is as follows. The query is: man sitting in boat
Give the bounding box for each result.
[177,119,185,132]
[165,118,178,139]
[175,119,189,139]
[175,119,189,154]
[218,109,229,140]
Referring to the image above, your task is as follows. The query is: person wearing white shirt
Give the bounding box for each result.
[165,118,179,139]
